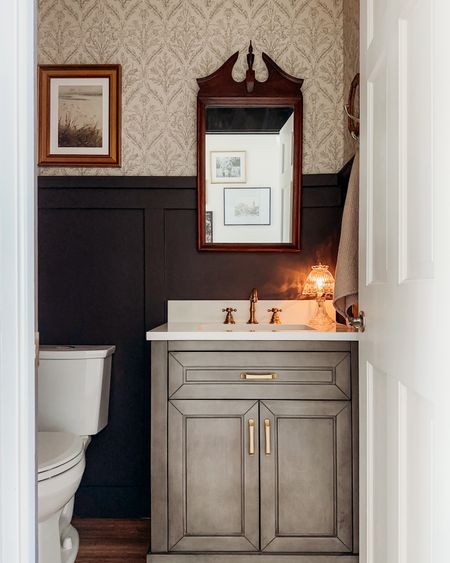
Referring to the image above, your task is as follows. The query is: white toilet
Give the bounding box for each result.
[37,344,115,563]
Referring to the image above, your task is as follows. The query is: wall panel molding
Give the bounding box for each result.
[38,174,345,209]
[38,170,350,517]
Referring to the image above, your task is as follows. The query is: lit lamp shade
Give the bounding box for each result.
[302,264,336,329]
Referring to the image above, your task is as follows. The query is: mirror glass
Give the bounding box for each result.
[204,106,295,245]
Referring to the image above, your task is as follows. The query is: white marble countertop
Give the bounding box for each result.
[146,322,358,341]
[146,300,359,341]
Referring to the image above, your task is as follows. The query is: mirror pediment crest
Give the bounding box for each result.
[197,42,304,98]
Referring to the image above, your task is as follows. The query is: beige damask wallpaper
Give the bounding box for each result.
[343,0,360,163]
[38,0,357,176]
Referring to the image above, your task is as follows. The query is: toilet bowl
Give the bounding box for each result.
[38,432,85,563]
[37,345,115,563]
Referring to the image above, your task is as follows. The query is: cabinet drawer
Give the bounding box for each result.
[168,351,351,400]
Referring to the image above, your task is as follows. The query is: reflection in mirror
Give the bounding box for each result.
[205,107,294,244]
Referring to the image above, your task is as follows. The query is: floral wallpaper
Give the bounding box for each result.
[38,0,355,176]
[343,0,359,163]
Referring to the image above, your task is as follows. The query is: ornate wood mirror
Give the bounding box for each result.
[197,42,304,252]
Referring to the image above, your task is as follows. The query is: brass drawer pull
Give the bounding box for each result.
[248,418,255,455]
[264,418,271,455]
[240,372,277,380]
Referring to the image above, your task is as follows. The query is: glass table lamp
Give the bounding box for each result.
[302,264,336,329]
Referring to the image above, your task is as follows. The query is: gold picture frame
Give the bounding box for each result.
[38,65,121,167]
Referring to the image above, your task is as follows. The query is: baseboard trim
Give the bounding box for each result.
[148,554,359,563]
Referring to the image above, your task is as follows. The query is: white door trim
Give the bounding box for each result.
[0,0,37,561]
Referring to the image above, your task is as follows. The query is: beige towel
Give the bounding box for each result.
[333,149,359,319]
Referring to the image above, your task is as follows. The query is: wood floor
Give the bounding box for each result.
[73,518,151,563]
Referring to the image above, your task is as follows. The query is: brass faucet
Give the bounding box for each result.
[247,288,259,324]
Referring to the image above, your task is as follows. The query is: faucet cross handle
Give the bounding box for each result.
[222,307,237,324]
[268,307,283,324]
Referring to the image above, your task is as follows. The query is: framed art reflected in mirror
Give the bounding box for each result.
[224,187,271,227]
[211,151,246,183]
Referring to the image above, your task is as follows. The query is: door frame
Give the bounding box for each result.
[0,0,37,561]
[8,0,447,561]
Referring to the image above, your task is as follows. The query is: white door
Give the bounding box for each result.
[360,0,450,562]
[0,0,37,561]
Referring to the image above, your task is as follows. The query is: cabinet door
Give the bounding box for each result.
[168,400,259,552]
[260,400,353,553]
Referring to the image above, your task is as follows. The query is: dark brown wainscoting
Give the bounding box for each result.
[73,518,150,562]
[38,169,350,518]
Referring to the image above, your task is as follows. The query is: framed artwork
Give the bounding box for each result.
[224,187,271,226]
[211,151,246,183]
[38,65,121,167]
[205,211,213,243]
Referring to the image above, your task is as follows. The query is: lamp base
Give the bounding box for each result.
[309,298,335,330]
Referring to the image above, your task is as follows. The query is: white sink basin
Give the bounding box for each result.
[272,324,314,331]
[148,302,358,341]
[194,323,314,332]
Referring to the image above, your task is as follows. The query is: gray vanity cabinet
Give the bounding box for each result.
[149,341,359,563]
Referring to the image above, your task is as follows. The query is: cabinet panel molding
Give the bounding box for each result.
[151,341,168,551]
[168,399,259,552]
[260,400,353,552]
[169,351,351,400]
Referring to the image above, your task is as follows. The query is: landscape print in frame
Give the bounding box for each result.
[224,187,271,226]
[38,65,121,166]
[211,151,246,183]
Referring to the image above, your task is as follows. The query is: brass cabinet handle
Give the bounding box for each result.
[240,372,277,380]
[264,418,271,455]
[248,418,255,455]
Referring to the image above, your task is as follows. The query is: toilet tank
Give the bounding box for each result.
[38,345,116,436]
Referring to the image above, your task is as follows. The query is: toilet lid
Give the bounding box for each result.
[38,432,84,482]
